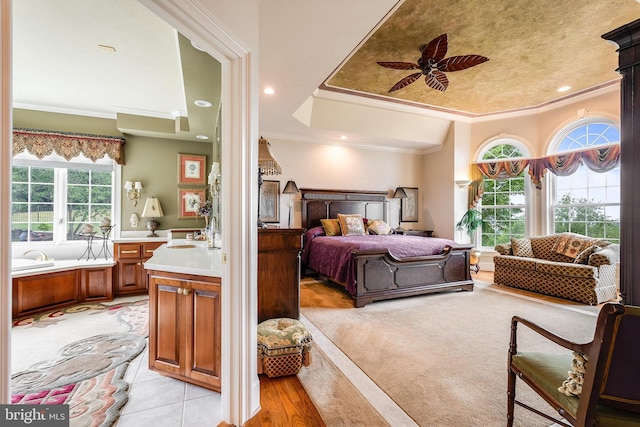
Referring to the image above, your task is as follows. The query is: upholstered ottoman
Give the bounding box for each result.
[257,318,313,378]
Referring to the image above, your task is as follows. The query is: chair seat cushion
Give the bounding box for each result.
[512,352,640,425]
[512,352,580,418]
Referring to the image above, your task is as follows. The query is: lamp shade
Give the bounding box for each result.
[283,180,299,194]
[141,197,164,218]
[258,136,282,175]
[393,187,408,198]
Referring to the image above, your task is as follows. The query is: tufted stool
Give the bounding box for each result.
[257,318,313,377]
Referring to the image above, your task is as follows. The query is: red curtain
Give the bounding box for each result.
[474,144,620,190]
[12,128,126,165]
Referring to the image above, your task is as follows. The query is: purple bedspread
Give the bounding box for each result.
[301,226,457,294]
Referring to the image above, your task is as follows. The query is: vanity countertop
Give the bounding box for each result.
[11,258,116,278]
[144,240,222,278]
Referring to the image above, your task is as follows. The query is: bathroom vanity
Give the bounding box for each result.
[145,241,223,391]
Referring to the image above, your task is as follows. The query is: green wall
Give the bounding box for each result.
[12,109,214,233]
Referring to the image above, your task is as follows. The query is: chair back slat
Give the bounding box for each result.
[599,308,640,412]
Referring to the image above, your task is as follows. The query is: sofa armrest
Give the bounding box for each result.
[588,244,619,267]
[495,243,512,255]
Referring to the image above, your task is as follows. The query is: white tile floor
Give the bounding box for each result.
[117,343,222,427]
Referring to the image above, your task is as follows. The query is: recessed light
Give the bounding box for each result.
[194,100,212,108]
[557,86,571,92]
[196,135,209,140]
[263,87,275,95]
[340,135,348,140]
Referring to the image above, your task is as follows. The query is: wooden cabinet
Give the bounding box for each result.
[81,266,113,301]
[148,270,221,392]
[401,229,434,237]
[258,228,305,323]
[114,241,163,295]
[12,265,114,318]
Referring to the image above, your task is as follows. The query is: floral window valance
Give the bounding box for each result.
[12,128,126,165]
[474,144,620,190]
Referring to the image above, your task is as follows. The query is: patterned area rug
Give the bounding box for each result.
[11,298,149,427]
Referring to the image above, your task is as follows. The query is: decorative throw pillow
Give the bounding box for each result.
[558,352,589,397]
[367,219,392,235]
[320,219,341,236]
[495,243,513,256]
[573,245,602,264]
[510,238,534,258]
[337,213,366,236]
[552,234,590,259]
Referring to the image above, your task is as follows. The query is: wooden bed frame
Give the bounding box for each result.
[301,188,474,307]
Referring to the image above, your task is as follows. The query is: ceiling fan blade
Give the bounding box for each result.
[377,61,420,70]
[425,71,449,91]
[421,34,448,63]
[388,72,422,92]
[438,55,489,72]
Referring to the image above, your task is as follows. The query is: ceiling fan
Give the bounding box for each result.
[377,34,489,92]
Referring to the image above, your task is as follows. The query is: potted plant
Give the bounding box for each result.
[456,209,483,270]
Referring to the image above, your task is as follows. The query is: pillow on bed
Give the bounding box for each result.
[367,219,392,235]
[337,214,366,236]
[320,219,341,236]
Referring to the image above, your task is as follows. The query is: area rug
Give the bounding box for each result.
[11,298,149,427]
[300,277,601,426]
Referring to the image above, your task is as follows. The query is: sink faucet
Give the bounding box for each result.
[23,249,51,261]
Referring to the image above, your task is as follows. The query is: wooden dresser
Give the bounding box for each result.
[258,228,305,323]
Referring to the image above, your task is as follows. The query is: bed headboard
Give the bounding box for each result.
[300,188,389,229]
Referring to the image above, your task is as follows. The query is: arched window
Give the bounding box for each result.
[550,119,620,242]
[477,139,529,247]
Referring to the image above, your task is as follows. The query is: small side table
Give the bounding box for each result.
[95,225,115,260]
[401,230,434,237]
[77,232,98,260]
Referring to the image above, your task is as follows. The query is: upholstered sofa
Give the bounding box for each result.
[493,233,619,305]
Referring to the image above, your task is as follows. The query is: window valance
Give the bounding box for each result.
[474,144,620,190]
[12,128,126,165]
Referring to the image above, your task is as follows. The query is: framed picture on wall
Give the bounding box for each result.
[401,187,418,222]
[178,187,206,219]
[178,153,207,185]
[259,180,280,223]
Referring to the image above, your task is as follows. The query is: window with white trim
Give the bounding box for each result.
[11,152,115,243]
[550,119,620,242]
[477,140,529,247]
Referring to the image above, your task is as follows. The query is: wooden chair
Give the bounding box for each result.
[507,303,640,426]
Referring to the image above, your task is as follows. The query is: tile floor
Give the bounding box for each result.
[116,342,222,427]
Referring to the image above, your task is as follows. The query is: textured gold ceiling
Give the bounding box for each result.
[325,0,640,116]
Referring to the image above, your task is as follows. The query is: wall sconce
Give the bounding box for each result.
[141,197,164,237]
[455,179,473,188]
[283,180,299,228]
[124,181,143,206]
[393,187,407,233]
[130,213,139,228]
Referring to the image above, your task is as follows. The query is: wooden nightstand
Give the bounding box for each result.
[257,228,305,323]
[399,229,434,237]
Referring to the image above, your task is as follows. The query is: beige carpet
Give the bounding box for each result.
[299,277,602,426]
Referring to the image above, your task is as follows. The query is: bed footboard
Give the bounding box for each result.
[352,244,474,307]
